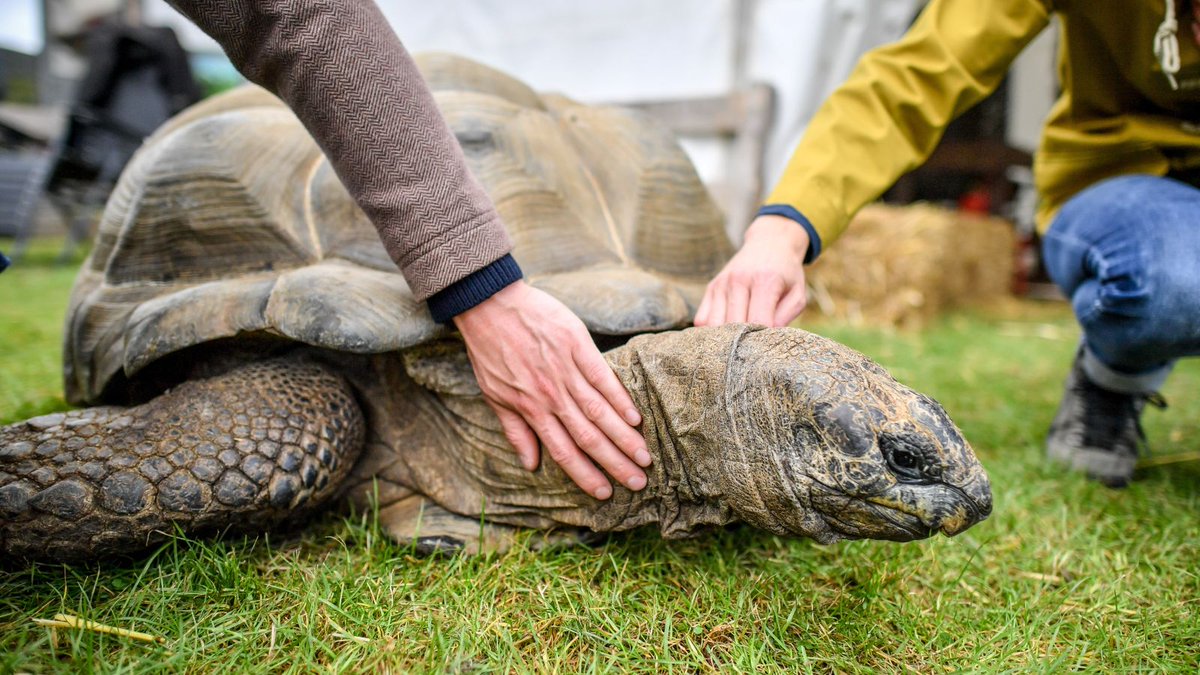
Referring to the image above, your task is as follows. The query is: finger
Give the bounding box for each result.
[747,277,785,326]
[492,403,539,470]
[695,285,714,326]
[569,361,650,469]
[536,415,614,500]
[705,282,728,327]
[575,345,641,426]
[726,279,750,324]
[556,398,647,492]
[773,284,808,327]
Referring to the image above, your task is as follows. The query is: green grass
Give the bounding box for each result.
[0,241,80,423]
[2,239,1198,672]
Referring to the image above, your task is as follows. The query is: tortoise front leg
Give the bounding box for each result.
[0,356,364,562]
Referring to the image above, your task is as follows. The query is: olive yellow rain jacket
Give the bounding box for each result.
[765,0,1200,261]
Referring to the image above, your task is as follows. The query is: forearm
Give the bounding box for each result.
[167,0,514,305]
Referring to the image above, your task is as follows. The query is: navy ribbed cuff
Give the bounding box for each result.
[426,253,523,323]
[757,204,822,263]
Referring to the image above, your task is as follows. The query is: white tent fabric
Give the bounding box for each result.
[745,0,919,195]
[148,0,921,230]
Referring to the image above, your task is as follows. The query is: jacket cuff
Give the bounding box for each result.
[426,254,523,323]
[757,205,822,263]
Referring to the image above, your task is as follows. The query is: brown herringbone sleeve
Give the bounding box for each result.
[167,0,512,301]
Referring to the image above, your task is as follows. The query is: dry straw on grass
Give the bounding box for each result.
[33,613,168,646]
[806,203,1016,329]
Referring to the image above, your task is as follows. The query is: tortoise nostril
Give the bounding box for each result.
[976,494,993,518]
[964,476,993,517]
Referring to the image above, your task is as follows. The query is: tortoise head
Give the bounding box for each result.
[708,326,992,543]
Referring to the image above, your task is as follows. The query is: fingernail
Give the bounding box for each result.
[624,408,641,425]
[627,474,647,491]
[593,485,612,500]
[635,449,651,467]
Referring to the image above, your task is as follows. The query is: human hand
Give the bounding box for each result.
[453,281,649,499]
[694,214,810,327]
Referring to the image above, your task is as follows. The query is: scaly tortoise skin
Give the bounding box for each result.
[0,55,992,561]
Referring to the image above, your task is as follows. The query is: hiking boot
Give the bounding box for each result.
[1045,351,1167,488]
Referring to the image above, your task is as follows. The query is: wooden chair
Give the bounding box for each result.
[615,83,776,243]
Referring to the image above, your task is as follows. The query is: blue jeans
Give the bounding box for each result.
[1042,175,1200,394]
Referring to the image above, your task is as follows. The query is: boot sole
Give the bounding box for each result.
[1046,439,1135,488]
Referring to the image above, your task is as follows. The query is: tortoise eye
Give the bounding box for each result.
[892,449,919,470]
[881,434,930,482]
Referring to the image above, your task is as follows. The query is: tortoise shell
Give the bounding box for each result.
[64,53,733,404]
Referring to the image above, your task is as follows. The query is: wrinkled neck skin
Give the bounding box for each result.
[610,325,842,543]
[599,327,744,537]
[509,323,838,539]
[344,327,755,539]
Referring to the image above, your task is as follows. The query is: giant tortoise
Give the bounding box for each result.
[0,55,992,561]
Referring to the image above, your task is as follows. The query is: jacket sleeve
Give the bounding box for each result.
[166,0,519,319]
[763,0,1052,261]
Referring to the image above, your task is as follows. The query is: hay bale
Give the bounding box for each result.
[805,203,1015,329]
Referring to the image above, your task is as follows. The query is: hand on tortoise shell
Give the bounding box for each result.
[453,281,650,499]
[695,214,810,328]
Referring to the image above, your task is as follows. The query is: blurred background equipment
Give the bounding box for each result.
[44,15,200,252]
[1,0,201,261]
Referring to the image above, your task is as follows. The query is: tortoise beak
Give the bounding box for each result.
[935,474,993,536]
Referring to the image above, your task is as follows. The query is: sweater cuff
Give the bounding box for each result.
[757,205,822,263]
[426,254,523,323]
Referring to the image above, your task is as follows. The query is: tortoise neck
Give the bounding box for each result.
[603,327,749,537]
